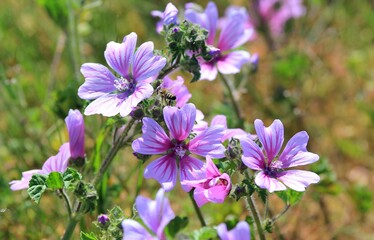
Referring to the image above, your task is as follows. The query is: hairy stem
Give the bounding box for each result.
[131,162,144,216]
[189,190,206,227]
[59,189,72,218]
[244,171,266,240]
[218,72,244,128]
[61,217,79,240]
[271,204,290,223]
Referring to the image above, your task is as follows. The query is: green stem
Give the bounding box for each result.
[59,189,72,218]
[271,204,290,223]
[66,0,81,81]
[61,217,79,240]
[218,72,244,128]
[131,162,144,216]
[244,171,265,240]
[92,118,136,187]
[189,190,206,227]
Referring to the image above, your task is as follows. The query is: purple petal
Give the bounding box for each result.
[218,14,245,51]
[104,32,137,77]
[164,103,196,141]
[65,109,85,159]
[217,221,251,240]
[205,156,220,177]
[192,109,208,133]
[180,156,205,192]
[200,62,218,81]
[133,41,166,82]
[205,174,231,204]
[84,94,123,117]
[161,76,191,108]
[119,83,154,117]
[255,119,284,163]
[163,3,178,25]
[205,2,218,44]
[132,117,172,155]
[9,169,41,191]
[135,189,175,238]
[121,219,152,240]
[78,63,116,100]
[279,131,319,168]
[217,51,250,75]
[41,143,71,174]
[188,125,225,158]
[217,223,230,240]
[277,170,320,191]
[240,138,265,170]
[211,115,227,128]
[144,155,177,191]
[192,188,210,208]
[255,171,286,192]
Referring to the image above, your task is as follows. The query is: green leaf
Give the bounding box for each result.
[191,226,218,240]
[276,189,304,205]
[63,167,82,190]
[46,172,64,189]
[27,174,48,204]
[80,231,98,240]
[165,216,189,239]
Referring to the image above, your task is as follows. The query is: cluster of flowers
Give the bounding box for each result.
[10,1,314,239]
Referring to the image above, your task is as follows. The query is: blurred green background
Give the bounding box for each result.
[1,0,374,239]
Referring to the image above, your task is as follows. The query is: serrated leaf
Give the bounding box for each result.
[27,174,48,204]
[46,172,64,189]
[165,216,189,238]
[276,189,304,205]
[80,231,98,240]
[63,167,82,190]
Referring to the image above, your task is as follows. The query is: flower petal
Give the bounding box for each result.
[229,221,251,240]
[78,63,116,100]
[65,109,85,159]
[192,188,210,208]
[279,131,319,168]
[132,117,172,155]
[84,94,124,117]
[180,156,205,192]
[255,119,284,163]
[121,219,152,240]
[200,62,218,81]
[9,169,41,191]
[188,125,225,158]
[217,51,250,75]
[277,170,320,192]
[104,32,137,77]
[133,41,166,82]
[205,1,218,44]
[255,171,286,193]
[240,138,265,170]
[119,83,154,117]
[41,143,71,174]
[164,103,196,141]
[144,155,177,192]
[218,14,246,51]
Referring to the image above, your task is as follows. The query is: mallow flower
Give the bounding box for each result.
[9,110,85,190]
[185,2,253,80]
[122,189,174,240]
[160,75,191,107]
[257,0,306,36]
[151,2,179,33]
[78,32,166,117]
[240,119,320,192]
[217,221,251,240]
[182,156,231,207]
[132,103,225,191]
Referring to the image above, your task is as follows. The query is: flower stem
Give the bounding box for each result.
[59,189,72,218]
[218,72,244,128]
[244,171,266,240]
[66,0,81,81]
[131,162,144,216]
[61,216,79,240]
[189,190,206,227]
[92,118,136,187]
[271,204,290,223]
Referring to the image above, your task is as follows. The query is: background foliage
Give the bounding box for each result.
[0,0,373,239]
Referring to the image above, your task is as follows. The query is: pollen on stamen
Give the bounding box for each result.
[114,77,130,92]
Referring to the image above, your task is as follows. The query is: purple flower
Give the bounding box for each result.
[98,214,110,225]
[122,189,175,240]
[78,32,166,117]
[160,76,191,107]
[258,0,306,36]
[151,3,179,33]
[9,143,71,191]
[182,156,231,207]
[65,109,85,159]
[240,119,320,192]
[185,2,253,81]
[217,221,251,240]
[132,103,225,191]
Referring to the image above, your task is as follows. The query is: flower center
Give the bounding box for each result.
[114,77,132,92]
[204,177,228,189]
[264,161,283,178]
[173,143,186,159]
